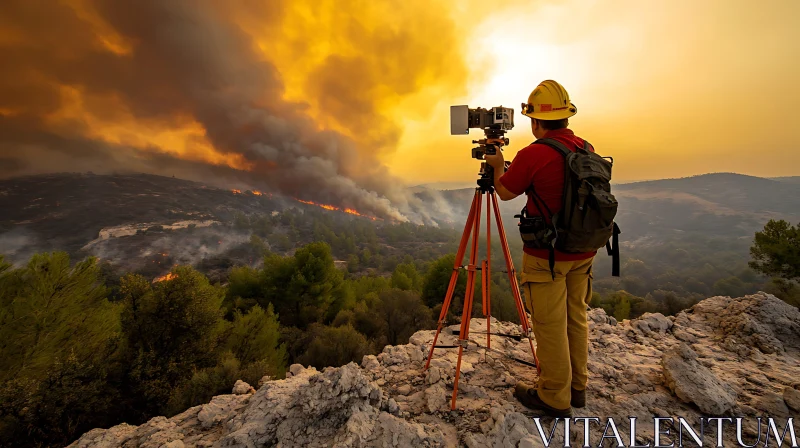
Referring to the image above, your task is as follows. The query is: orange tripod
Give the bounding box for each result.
[424,164,540,410]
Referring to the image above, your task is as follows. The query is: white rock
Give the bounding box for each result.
[197,395,247,429]
[425,384,448,412]
[662,343,737,414]
[426,367,441,384]
[232,380,254,395]
[66,294,800,448]
[753,391,790,416]
[784,385,800,411]
[288,363,305,377]
[361,354,380,372]
[408,345,424,362]
[378,345,411,366]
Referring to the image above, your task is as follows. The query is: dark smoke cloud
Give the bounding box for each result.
[0,0,462,222]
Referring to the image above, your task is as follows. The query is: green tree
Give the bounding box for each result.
[660,291,700,316]
[589,292,603,309]
[225,265,262,316]
[750,219,800,306]
[224,305,287,370]
[0,253,120,447]
[268,233,292,252]
[764,278,800,307]
[0,253,119,382]
[249,234,269,256]
[377,289,434,346]
[613,295,631,321]
[391,263,422,292]
[119,266,225,416]
[261,242,344,328]
[347,274,391,299]
[347,253,361,273]
[325,281,356,323]
[471,271,523,323]
[422,254,467,308]
[299,325,371,369]
[750,219,800,280]
[360,248,372,265]
[0,352,119,447]
[342,301,386,344]
[165,353,240,416]
[164,351,280,416]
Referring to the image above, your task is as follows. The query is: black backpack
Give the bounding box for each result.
[516,138,621,278]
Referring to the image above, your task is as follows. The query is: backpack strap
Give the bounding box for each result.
[533,138,574,224]
[528,138,576,280]
[534,138,572,158]
[584,138,622,278]
[605,223,622,277]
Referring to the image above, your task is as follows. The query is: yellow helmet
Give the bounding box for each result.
[521,80,577,120]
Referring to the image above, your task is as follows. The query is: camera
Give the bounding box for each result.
[450,105,514,135]
[450,105,514,160]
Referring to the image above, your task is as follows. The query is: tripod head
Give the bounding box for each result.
[474,128,510,192]
[471,128,508,161]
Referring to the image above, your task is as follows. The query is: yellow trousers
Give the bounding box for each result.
[520,253,594,410]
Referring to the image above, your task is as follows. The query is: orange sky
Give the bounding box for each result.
[2,0,798,192]
[385,0,800,184]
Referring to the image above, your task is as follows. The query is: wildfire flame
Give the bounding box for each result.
[232,189,272,198]
[229,189,377,220]
[343,208,371,218]
[295,199,379,220]
[153,272,178,283]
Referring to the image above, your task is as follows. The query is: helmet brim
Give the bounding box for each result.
[522,103,578,120]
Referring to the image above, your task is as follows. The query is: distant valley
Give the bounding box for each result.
[1,171,797,299]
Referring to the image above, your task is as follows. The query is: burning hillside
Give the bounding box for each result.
[229,187,379,219]
[0,173,457,281]
[295,199,380,220]
[0,0,467,222]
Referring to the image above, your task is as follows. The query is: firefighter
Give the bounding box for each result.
[484,80,594,417]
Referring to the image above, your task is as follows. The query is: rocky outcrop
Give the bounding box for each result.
[70,293,800,447]
[662,343,737,414]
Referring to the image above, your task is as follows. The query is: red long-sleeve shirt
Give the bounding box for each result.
[499,128,596,261]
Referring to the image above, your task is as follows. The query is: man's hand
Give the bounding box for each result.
[483,139,506,171]
[484,138,520,201]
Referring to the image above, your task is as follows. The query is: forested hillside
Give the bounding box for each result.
[2,172,799,445]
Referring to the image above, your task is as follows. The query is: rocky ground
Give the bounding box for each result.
[70,292,800,447]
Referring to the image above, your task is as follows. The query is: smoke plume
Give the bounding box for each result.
[0,0,467,222]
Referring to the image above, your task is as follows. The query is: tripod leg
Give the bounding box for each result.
[425,189,481,370]
[484,192,492,349]
[490,192,540,373]
[451,191,483,410]
[482,259,489,348]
